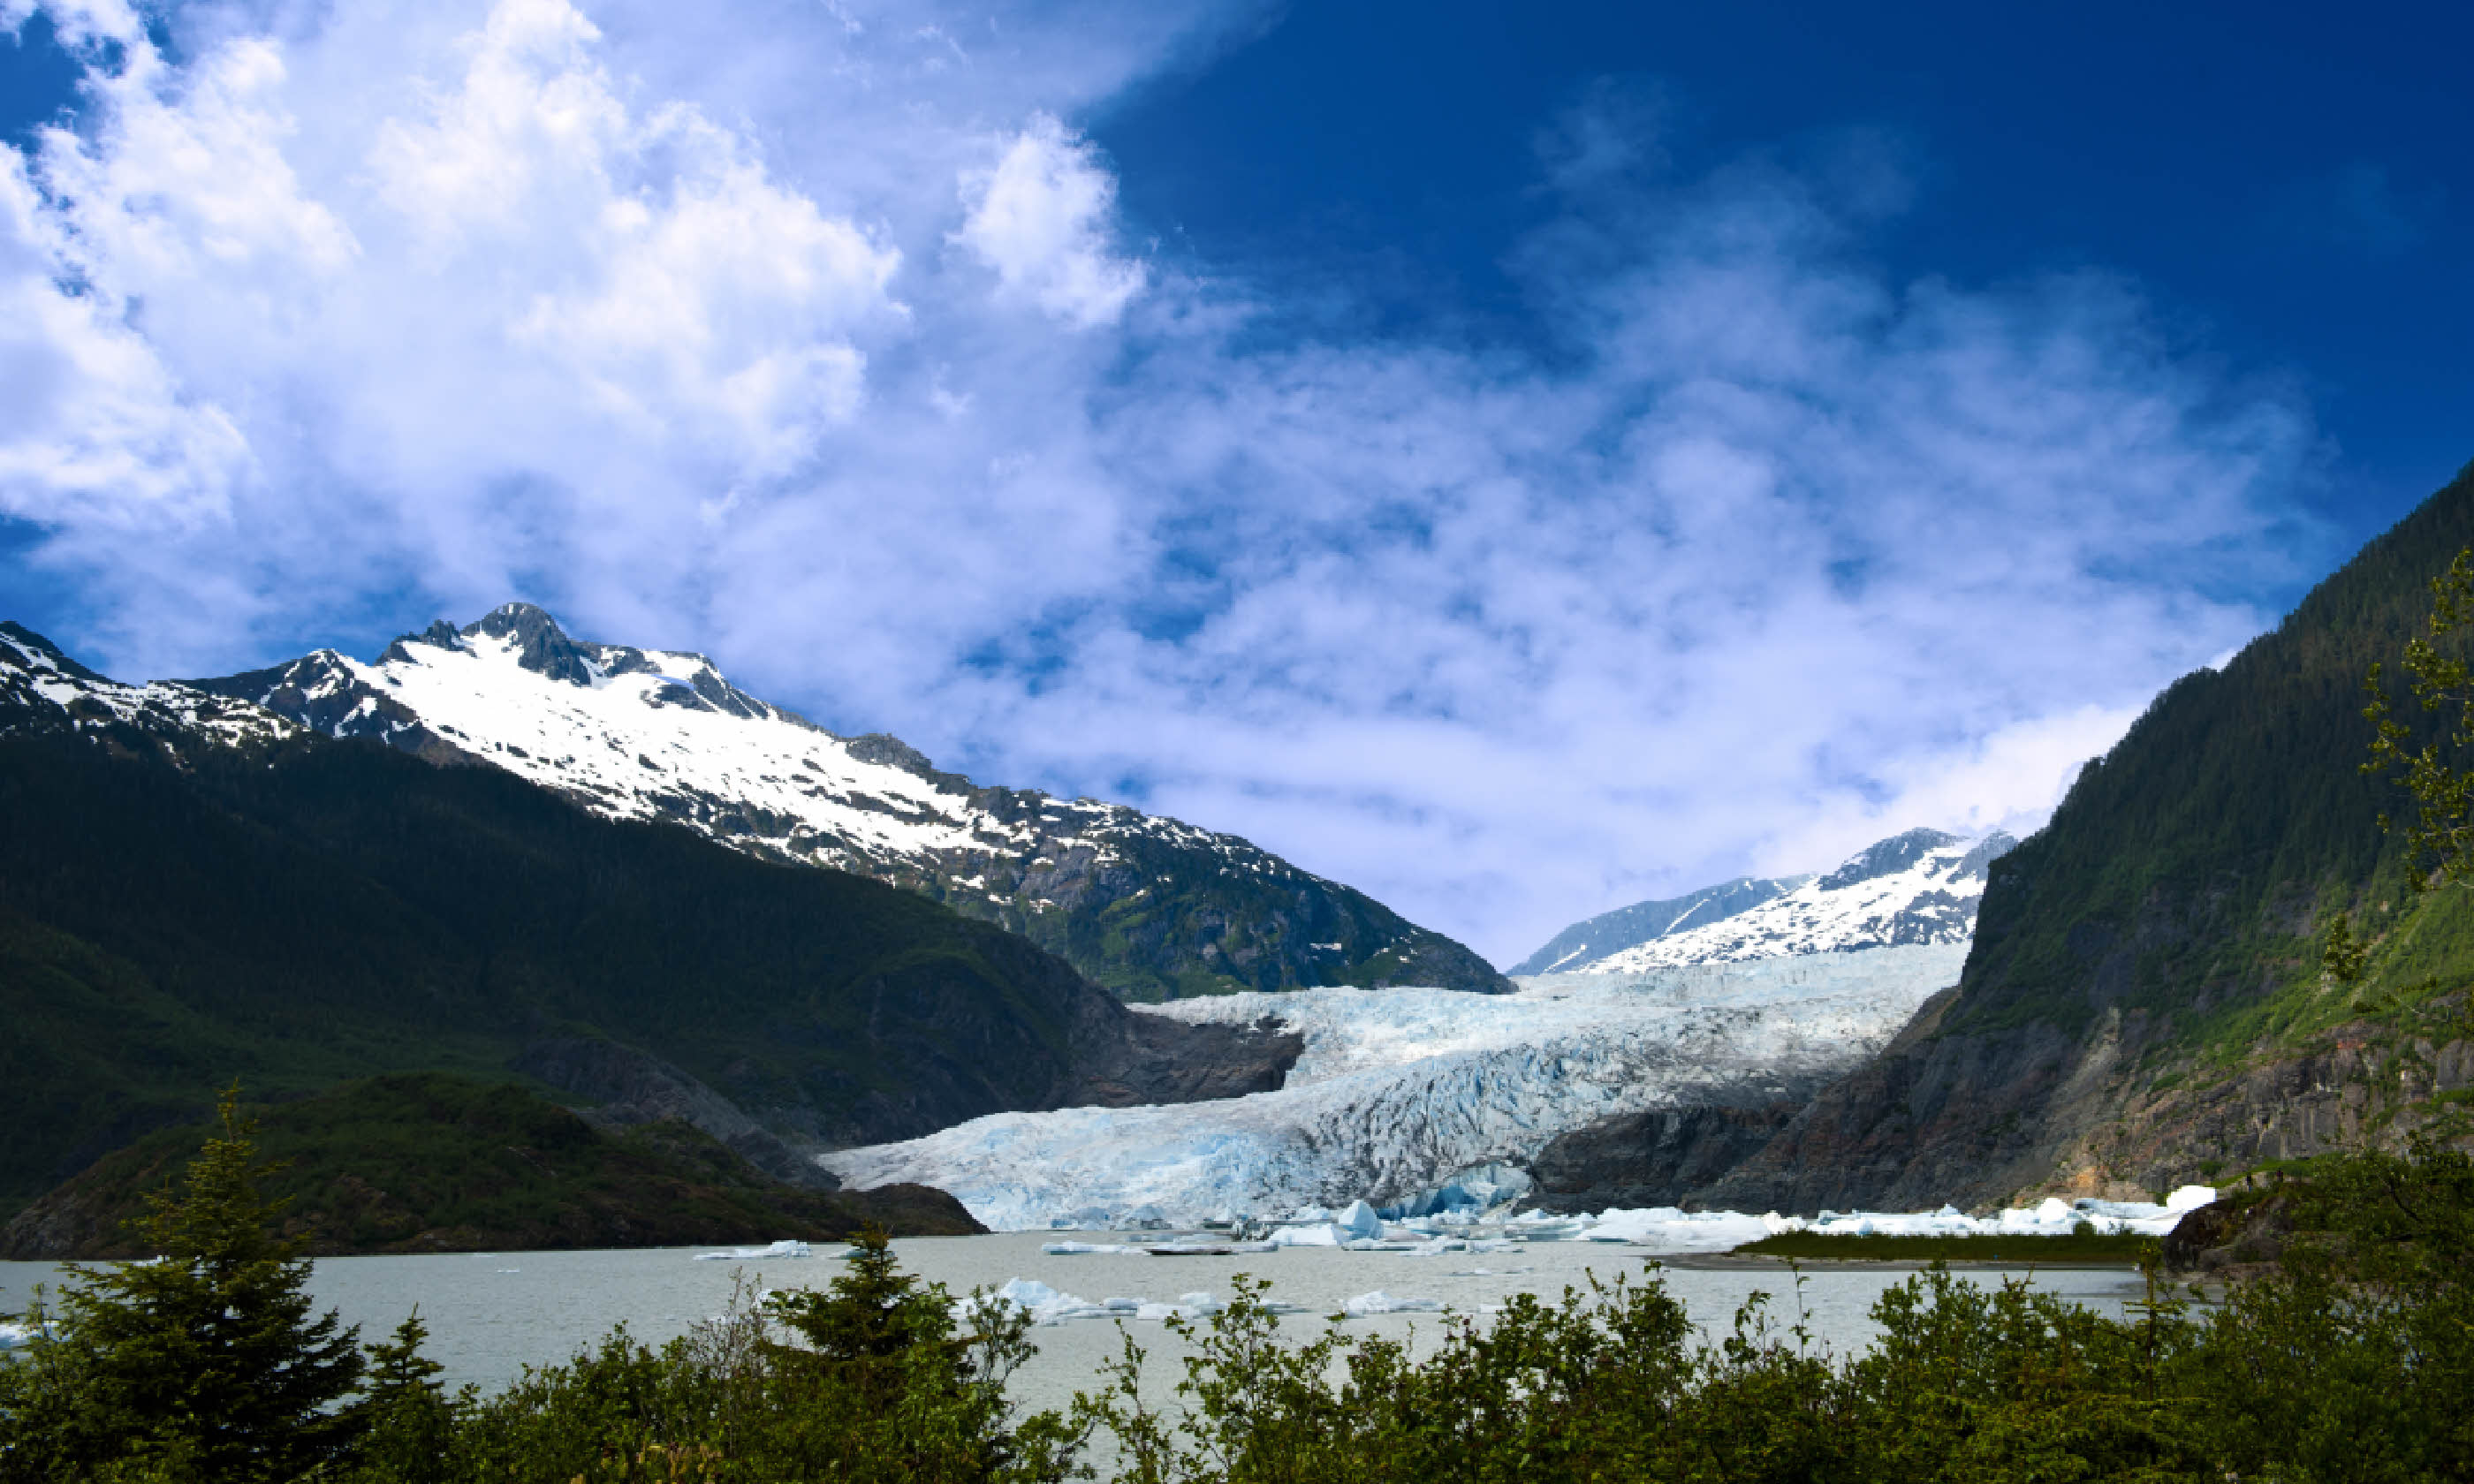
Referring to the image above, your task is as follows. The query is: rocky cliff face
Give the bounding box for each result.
[1522,1099,1811,1213]
[193,604,1508,1000]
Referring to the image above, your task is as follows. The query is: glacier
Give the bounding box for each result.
[820,943,1969,1229]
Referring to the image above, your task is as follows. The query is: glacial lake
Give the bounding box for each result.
[0,1234,2149,1418]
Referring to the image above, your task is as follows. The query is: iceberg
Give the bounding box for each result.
[1267,1223,1347,1248]
[1576,1208,1775,1251]
[823,944,1969,1229]
[1335,1200,1384,1240]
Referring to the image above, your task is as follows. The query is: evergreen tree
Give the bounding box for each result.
[2320,912,2370,982]
[346,1310,461,1484]
[2364,543,2474,886]
[768,1224,955,1367]
[0,1086,367,1482]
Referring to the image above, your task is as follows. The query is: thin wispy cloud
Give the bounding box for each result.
[0,0,2323,962]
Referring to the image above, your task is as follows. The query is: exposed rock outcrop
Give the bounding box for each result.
[1524,1099,1809,1212]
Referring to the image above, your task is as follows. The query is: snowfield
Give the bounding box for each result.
[820,944,1969,1229]
[240,618,1119,872]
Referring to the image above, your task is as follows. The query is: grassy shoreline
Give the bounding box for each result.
[1727,1230,2154,1263]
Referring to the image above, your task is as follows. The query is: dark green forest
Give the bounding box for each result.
[6,1074,975,1258]
[0,716,1137,1222]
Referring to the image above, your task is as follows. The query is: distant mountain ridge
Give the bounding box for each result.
[191,603,1508,1000]
[1509,875,1814,974]
[1516,828,2018,975]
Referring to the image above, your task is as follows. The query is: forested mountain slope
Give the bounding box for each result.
[1701,461,2474,1211]
[0,627,1294,1223]
[0,1074,984,1259]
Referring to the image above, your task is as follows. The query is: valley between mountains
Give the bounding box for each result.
[5,461,2474,1254]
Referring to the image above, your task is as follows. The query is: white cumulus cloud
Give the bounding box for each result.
[954,112,1146,327]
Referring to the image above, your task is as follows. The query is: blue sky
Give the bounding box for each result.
[1093,1,2469,533]
[0,0,2464,962]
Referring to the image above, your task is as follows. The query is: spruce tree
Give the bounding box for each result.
[0,1086,367,1482]
[350,1310,460,1484]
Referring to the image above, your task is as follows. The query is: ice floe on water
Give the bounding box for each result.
[1795,1187,2215,1239]
[1340,1291,1446,1317]
[692,1239,814,1261]
[964,1280,1317,1329]
[822,945,1970,1230]
[1020,1188,2216,1261]
[955,1279,1458,1328]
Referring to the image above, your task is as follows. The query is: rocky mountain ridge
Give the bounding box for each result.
[191,603,1507,1000]
[1,621,298,753]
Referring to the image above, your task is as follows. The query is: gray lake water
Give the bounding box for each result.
[0,1235,2148,1419]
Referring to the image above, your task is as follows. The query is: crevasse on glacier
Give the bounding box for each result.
[820,943,1970,1230]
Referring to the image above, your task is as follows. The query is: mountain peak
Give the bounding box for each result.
[1816,828,1966,891]
[1506,874,1813,975]
[462,602,596,686]
[4,623,297,751]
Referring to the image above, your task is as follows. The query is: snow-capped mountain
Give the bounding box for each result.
[822,943,1969,1228]
[192,603,1507,999]
[1508,874,1815,974]
[0,623,297,753]
[1521,828,2017,975]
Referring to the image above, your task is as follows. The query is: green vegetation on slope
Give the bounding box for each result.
[2,1074,978,1259]
[1956,460,2474,1058]
[1019,822,1505,1003]
[0,719,1128,1221]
